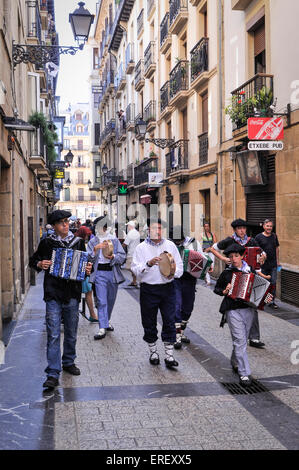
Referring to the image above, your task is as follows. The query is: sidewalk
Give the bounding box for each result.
[0,272,298,450]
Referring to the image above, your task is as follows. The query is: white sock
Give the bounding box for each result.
[148,342,159,360]
[164,342,175,362]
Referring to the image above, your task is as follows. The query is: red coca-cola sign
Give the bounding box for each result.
[248,117,284,140]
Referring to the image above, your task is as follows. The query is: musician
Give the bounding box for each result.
[87,216,126,340]
[131,219,183,369]
[206,218,267,349]
[170,226,206,349]
[29,210,92,390]
[214,244,272,387]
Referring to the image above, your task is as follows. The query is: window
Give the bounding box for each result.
[95,161,101,183]
[64,139,70,149]
[95,123,101,146]
[78,188,84,201]
[78,140,83,150]
[64,187,70,201]
[75,112,82,121]
[78,155,83,167]
[93,48,100,69]
[77,171,83,184]
[76,124,84,133]
[94,93,100,108]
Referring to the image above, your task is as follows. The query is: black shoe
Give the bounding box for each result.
[270,302,278,309]
[62,364,81,375]
[231,364,239,374]
[164,358,179,369]
[149,353,160,366]
[239,375,252,387]
[106,323,114,332]
[181,335,190,344]
[43,376,59,389]
[94,333,106,340]
[174,341,182,350]
[249,339,265,349]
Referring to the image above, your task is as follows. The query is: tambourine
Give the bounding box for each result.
[102,239,114,258]
[159,251,176,279]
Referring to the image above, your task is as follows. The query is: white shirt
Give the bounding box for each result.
[132,238,184,284]
[124,228,140,257]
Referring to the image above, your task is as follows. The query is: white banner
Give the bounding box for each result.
[248,141,284,151]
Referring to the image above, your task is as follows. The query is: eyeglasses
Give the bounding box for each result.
[57,219,70,225]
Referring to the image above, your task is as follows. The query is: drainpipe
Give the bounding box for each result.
[11,147,16,309]
[218,0,224,239]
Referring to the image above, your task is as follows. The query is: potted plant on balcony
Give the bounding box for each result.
[29,112,58,163]
[251,86,274,117]
[225,94,251,129]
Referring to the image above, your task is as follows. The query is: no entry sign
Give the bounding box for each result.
[248,117,284,140]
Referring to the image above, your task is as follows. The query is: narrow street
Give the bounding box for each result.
[0,272,298,451]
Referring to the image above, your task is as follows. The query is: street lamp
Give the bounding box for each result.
[102,163,108,175]
[64,150,74,165]
[134,117,175,149]
[12,2,94,69]
[65,178,71,186]
[87,179,92,188]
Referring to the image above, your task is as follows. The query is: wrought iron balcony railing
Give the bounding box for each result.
[137,8,144,36]
[26,0,42,42]
[190,37,209,82]
[126,103,135,127]
[125,43,134,71]
[134,158,159,186]
[160,81,170,112]
[169,0,188,27]
[160,12,170,47]
[231,73,274,130]
[144,41,155,75]
[198,132,208,166]
[103,168,117,186]
[165,140,188,177]
[127,163,134,185]
[135,59,144,89]
[169,60,189,99]
[144,100,156,124]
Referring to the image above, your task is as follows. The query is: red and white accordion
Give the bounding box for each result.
[228,272,272,310]
[183,249,213,279]
[243,247,262,270]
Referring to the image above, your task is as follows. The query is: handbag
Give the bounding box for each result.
[82,276,92,293]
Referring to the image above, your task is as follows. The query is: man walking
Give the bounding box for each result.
[255,219,280,309]
[29,210,92,390]
[131,219,183,369]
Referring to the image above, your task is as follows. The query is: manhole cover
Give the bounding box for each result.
[221,379,269,395]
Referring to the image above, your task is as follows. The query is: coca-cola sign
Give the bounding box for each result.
[248,117,284,140]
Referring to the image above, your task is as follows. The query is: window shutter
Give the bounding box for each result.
[254,23,265,56]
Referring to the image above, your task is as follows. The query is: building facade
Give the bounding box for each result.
[0,0,59,338]
[90,0,299,304]
[55,103,101,221]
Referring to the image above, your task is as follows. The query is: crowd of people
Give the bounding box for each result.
[32,212,280,390]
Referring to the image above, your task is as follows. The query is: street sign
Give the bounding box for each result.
[54,168,65,179]
[248,141,284,151]
[248,117,284,140]
[118,180,128,195]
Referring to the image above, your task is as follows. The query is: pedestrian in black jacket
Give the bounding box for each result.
[29,210,92,390]
[207,218,267,349]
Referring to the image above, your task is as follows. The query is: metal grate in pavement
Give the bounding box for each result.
[221,379,270,395]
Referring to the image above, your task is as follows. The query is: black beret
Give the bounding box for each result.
[48,210,71,225]
[231,218,248,228]
[224,243,246,256]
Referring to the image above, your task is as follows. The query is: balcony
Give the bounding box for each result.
[73,162,90,168]
[99,119,116,148]
[135,59,145,92]
[160,81,173,120]
[117,62,126,92]
[189,0,201,5]
[144,100,156,133]
[109,0,135,52]
[116,119,127,146]
[144,41,156,79]
[190,38,209,90]
[104,70,115,96]
[125,43,135,74]
[160,13,172,55]
[137,9,144,38]
[29,129,47,170]
[134,113,143,140]
[169,0,188,36]
[102,168,117,187]
[126,103,135,131]
[198,132,209,166]
[230,73,274,135]
[76,179,92,185]
[70,196,97,202]
[169,60,189,107]
[165,140,189,177]
[26,0,42,43]
[134,157,159,187]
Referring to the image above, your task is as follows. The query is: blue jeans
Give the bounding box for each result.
[45,298,79,379]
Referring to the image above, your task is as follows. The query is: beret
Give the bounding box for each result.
[231,218,248,228]
[48,210,71,225]
[223,243,246,256]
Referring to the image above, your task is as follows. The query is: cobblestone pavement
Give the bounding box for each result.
[0,272,298,450]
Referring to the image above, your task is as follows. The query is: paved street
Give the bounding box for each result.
[0,272,299,451]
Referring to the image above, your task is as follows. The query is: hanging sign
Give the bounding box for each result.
[54,168,65,179]
[247,117,284,141]
[248,141,284,151]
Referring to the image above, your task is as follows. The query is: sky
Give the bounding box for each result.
[55,0,98,112]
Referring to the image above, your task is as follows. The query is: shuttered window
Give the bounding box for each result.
[246,192,276,227]
[281,270,299,307]
[254,22,265,56]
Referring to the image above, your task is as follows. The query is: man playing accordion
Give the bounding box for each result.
[29,210,92,390]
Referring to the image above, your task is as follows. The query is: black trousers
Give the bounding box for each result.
[140,282,176,344]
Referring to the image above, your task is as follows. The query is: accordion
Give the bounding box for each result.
[228,272,272,310]
[243,247,263,270]
[49,248,89,281]
[183,249,213,279]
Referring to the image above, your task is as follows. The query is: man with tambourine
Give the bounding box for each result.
[131,219,183,369]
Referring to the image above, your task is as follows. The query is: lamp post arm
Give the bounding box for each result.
[12,42,84,69]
